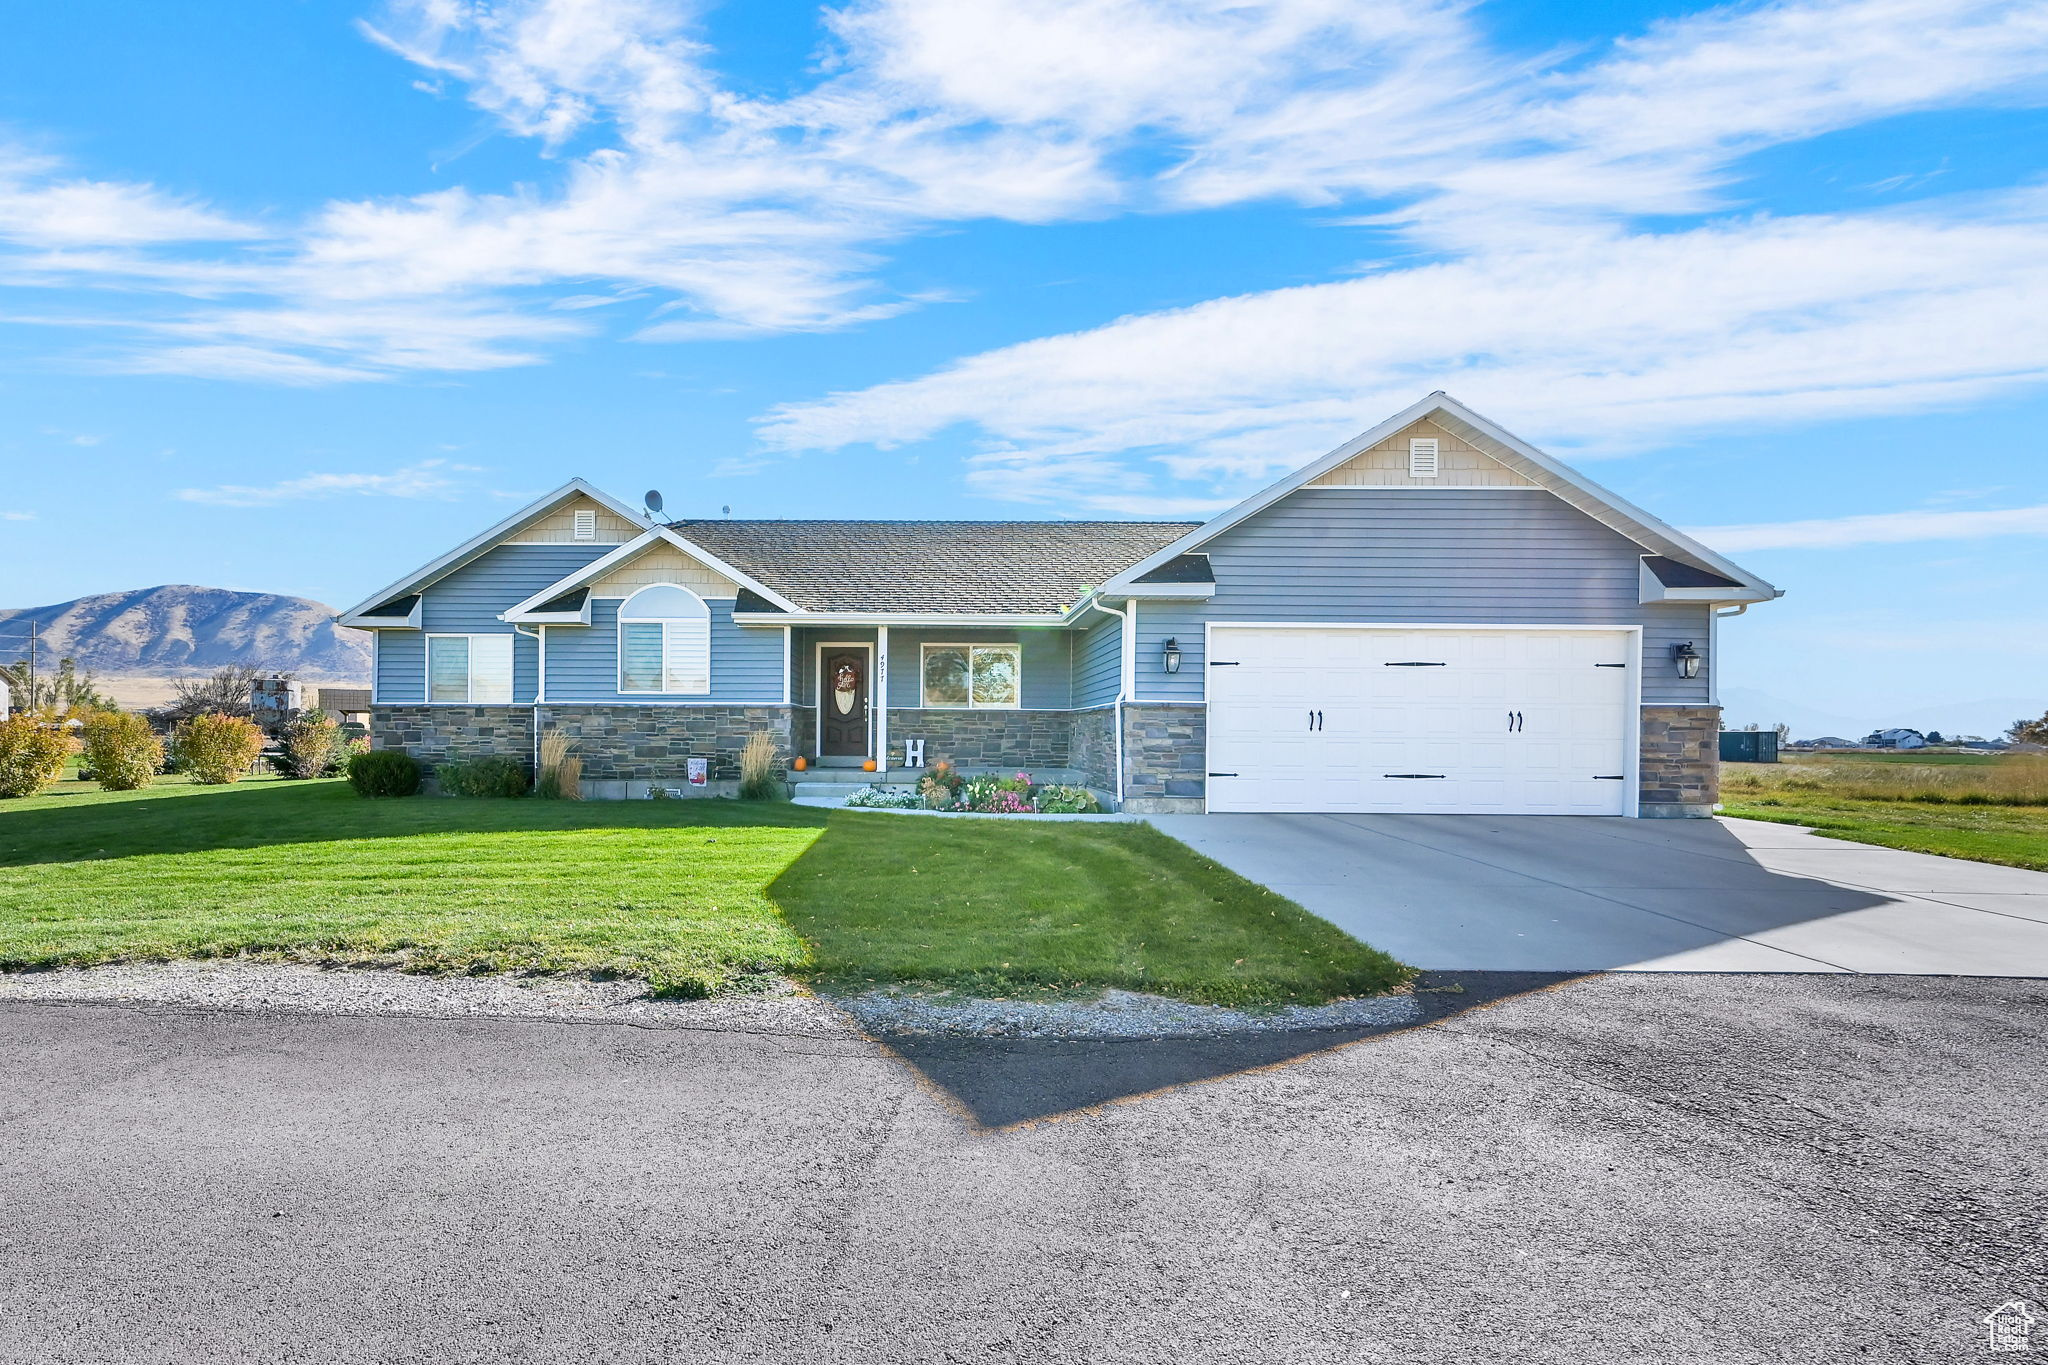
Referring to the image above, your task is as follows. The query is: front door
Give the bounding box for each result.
[820,647,872,757]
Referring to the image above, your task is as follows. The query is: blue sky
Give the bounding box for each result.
[1,0,2044,735]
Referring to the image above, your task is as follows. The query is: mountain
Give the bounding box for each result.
[0,586,370,680]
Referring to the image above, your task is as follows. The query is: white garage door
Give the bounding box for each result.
[1205,626,1635,815]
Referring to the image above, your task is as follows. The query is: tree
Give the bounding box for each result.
[2008,713,2048,747]
[1773,722,1792,746]
[1925,730,1945,744]
[0,655,114,714]
[156,665,281,725]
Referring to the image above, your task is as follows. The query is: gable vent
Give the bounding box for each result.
[1408,438,1440,478]
[573,509,597,540]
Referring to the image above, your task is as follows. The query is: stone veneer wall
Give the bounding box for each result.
[536,705,793,781]
[1639,704,1720,818]
[1069,705,1117,793]
[1121,703,1206,815]
[884,708,1072,771]
[372,705,535,775]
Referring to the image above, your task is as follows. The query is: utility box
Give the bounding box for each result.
[1719,730,1779,763]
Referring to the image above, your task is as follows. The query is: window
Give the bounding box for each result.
[618,583,710,693]
[426,635,514,703]
[572,509,597,540]
[921,643,1020,708]
[1408,437,1440,478]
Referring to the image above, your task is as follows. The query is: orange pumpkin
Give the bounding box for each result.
[793,756,807,772]
[862,760,877,772]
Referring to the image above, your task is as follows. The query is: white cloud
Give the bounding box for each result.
[176,459,483,507]
[0,0,2046,397]
[760,192,2048,505]
[1690,503,2048,551]
[0,149,258,248]
[0,510,34,521]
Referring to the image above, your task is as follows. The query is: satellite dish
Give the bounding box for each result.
[643,489,664,517]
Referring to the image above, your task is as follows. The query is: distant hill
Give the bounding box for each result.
[0,585,370,680]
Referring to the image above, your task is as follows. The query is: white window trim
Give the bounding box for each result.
[424,633,515,704]
[617,582,712,695]
[917,641,1024,710]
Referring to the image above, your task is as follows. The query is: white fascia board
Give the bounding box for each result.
[731,610,1069,627]
[502,526,803,620]
[1104,584,1217,600]
[1096,393,1782,603]
[339,479,651,625]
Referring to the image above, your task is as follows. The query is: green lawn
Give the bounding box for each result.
[1722,795,2048,872]
[0,776,1406,1005]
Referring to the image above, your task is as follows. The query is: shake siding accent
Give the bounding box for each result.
[385,543,610,704]
[545,598,782,703]
[1195,488,1714,705]
[1073,614,1122,707]
[883,628,1073,709]
[505,495,640,545]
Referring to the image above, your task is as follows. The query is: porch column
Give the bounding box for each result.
[876,625,890,772]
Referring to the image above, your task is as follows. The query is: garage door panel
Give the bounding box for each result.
[1206,625,1634,816]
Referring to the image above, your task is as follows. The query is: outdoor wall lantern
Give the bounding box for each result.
[1673,641,1701,679]
[1162,637,1183,674]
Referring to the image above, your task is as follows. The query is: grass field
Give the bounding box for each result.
[0,774,1406,1004]
[1722,751,2048,871]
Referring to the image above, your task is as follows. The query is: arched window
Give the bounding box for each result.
[618,583,710,694]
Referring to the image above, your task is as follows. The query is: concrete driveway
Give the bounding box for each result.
[1148,813,2048,973]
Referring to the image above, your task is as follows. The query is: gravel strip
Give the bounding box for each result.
[0,961,860,1038]
[0,963,1422,1040]
[829,985,1423,1038]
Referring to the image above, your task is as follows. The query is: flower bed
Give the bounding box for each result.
[843,763,1103,816]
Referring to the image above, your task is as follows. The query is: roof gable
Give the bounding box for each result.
[501,526,801,622]
[337,480,649,627]
[1306,417,1536,488]
[1099,394,1780,602]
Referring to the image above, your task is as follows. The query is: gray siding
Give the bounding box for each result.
[545,598,784,703]
[374,543,609,704]
[1188,488,1715,704]
[1131,600,1207,703]
[1073,612,1123,707]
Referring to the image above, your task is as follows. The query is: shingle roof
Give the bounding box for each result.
[668,520,1202,614]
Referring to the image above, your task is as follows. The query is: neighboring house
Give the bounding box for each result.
[316,687,372,726]
[1865,728,1929,749]
[340,393,1779,817]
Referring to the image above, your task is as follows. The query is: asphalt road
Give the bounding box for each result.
[3,973,2043,1363]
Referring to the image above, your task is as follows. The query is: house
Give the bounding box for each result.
[340,393,1780,817]
[316,687,372,727]
[1866,728,1928,750]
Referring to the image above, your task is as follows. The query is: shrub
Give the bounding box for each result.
[536,729,581,800]
[79,710,163,791]
[1033,784,1102,814]
[279,707,344,780]
[172,712,266,785]
[918,761,964,810]
[843,784,923,809]
[437,754,530,798]
[346,749,422,798]
[0,715,70,798]
[738,731,782,800]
